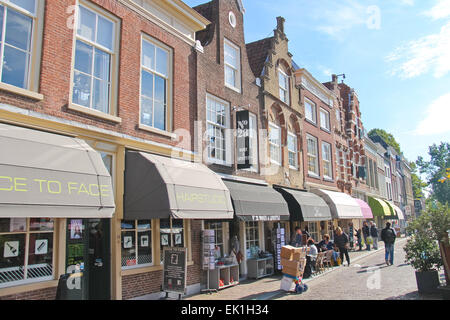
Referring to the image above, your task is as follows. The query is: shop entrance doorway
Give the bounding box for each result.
[65,219,111,300]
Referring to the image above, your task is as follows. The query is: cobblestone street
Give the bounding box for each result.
[186,238,446,301]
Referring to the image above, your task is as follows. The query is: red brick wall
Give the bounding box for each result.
[195,0,262,180]
[121,220,203,300]
[0,286,56,300]
[301,89,337,189]
[0,0,196,150]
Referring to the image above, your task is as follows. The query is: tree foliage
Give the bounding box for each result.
[368,128,402,155]
[410,161,427,199]
[416,142,450,204]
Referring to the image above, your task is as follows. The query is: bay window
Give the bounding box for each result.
[206,94,230,165]
[269,122,281,165]
[287,132,298,169]
[0,0,39,90]
[322,141,333,180]
[307,134,319,176]
[224,39,240,92]
[72,2,118,116]
[140,36,171,131]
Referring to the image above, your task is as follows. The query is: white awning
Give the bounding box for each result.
[391,203,405,220]
[311,189,364,219]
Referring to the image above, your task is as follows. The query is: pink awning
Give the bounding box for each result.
[354,199,374,219]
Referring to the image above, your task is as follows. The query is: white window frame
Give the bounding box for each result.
[320,108,331,132]
[243,112,259,172]
[269,122,281,166]
[206,93,232,166]
[224,38,241,93]
[305,98,316,124]
[204,221,225,257]
[0,0,44,94]
[0,218,55,288]
[278,68,289,104]
[322,141,333,180]
[307,134,319,177]
[287,132,298,170]
[245,221,260,258]
[139,34,173,133]
[69,0,121,119]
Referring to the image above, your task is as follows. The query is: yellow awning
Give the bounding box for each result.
[368,197,392,217]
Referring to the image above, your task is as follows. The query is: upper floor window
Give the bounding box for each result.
[0,0,38,89]
[278,69,289,104]
[224,39,240,92]
[322,142,332,180]
[287,132,298,170]
[206,94,231,165]
[269,122,281,166]
[72,2,118,115]
[305,99,316,124]
[140,36,171,131]
[307,134,319,176]
[335,109,341,125]
[320,108,331,132]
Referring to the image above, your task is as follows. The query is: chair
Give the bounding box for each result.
[322,250,334,269]
[314,252,325,274]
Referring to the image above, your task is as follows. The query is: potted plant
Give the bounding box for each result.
[404,214,443,294]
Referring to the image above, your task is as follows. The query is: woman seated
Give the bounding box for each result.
[307,238,318,260]
[303,239,318,278]
[318,234,339,264]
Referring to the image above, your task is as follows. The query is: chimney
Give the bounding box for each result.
[276,16,285,34]
[331,74,338,90]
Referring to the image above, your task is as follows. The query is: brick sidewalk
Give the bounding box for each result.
[185,238,409,300]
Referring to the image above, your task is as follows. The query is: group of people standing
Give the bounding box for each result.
[291,221,398,271]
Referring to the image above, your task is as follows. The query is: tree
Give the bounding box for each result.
[368,129,402,155]
[416,142,450,205]
[410,161,427,199]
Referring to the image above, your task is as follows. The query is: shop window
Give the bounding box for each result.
[307,222,319,242]
[71,2,119,115]
[160,219,184,263]
[0,0,38,89]
[245,221,260,258]
[0,218,54,287]
[204,222,224,257]
[224,38,241,92]
[140,35,171,131]
[269,122,281,166]
[206,94,231,165]
[120,220,152,269]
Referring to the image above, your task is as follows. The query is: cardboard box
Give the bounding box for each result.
[281,258,300,270]
[282,265,301,278]
[281,245,303,260]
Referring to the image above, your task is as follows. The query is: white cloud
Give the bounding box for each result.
[386,20,450,78]
[318,65,333,77]
[424,0,450,20]
[399,0,415,6]
[415,92,450,135]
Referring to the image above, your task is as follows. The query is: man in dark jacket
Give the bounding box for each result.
[370,222,379,250]
[362,222,371,251]
[381,222,397,266]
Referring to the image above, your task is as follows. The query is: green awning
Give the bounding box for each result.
[368,197,392,217]
[382,200,399,220]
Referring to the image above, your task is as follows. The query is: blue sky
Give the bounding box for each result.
[185,0,450,163]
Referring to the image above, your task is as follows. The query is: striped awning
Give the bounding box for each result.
[367,197,392,217]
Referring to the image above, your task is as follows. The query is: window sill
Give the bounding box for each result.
[289,166,299,171]
[320,127,331,134]
[308,173,321,180]
[138,123,177,139]
[305,119,317,127]
[225,83,241,94]
[0,279,58,296]
[207,158,232,167]
[121,264,162,276]
[323,177,334,183]
[0,82,44,101]
[68,103,122,123]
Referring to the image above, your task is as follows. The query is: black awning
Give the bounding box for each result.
[222,180,290,221]
[274,187,332,222]
[124,151,233,220]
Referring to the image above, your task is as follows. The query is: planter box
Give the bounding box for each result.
[436,285,450,300]
[415,270,440,294]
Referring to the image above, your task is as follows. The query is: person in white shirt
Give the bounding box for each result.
[307,239,318,260]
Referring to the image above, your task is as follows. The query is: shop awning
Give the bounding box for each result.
[310,189,364,219]
[368,197,392,217]
[0,123,115,218]
[222,180,290,221]
[354,199,374,219]
[385,201,404,220]
[382,200,398,219]
[124,151,233,220]
[274,186,331,222]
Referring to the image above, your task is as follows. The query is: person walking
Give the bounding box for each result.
[370,222,379,250]
[355,228,363,251]
[334,227,350,267]
[362,221,371,251]
[381,222,397,266]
